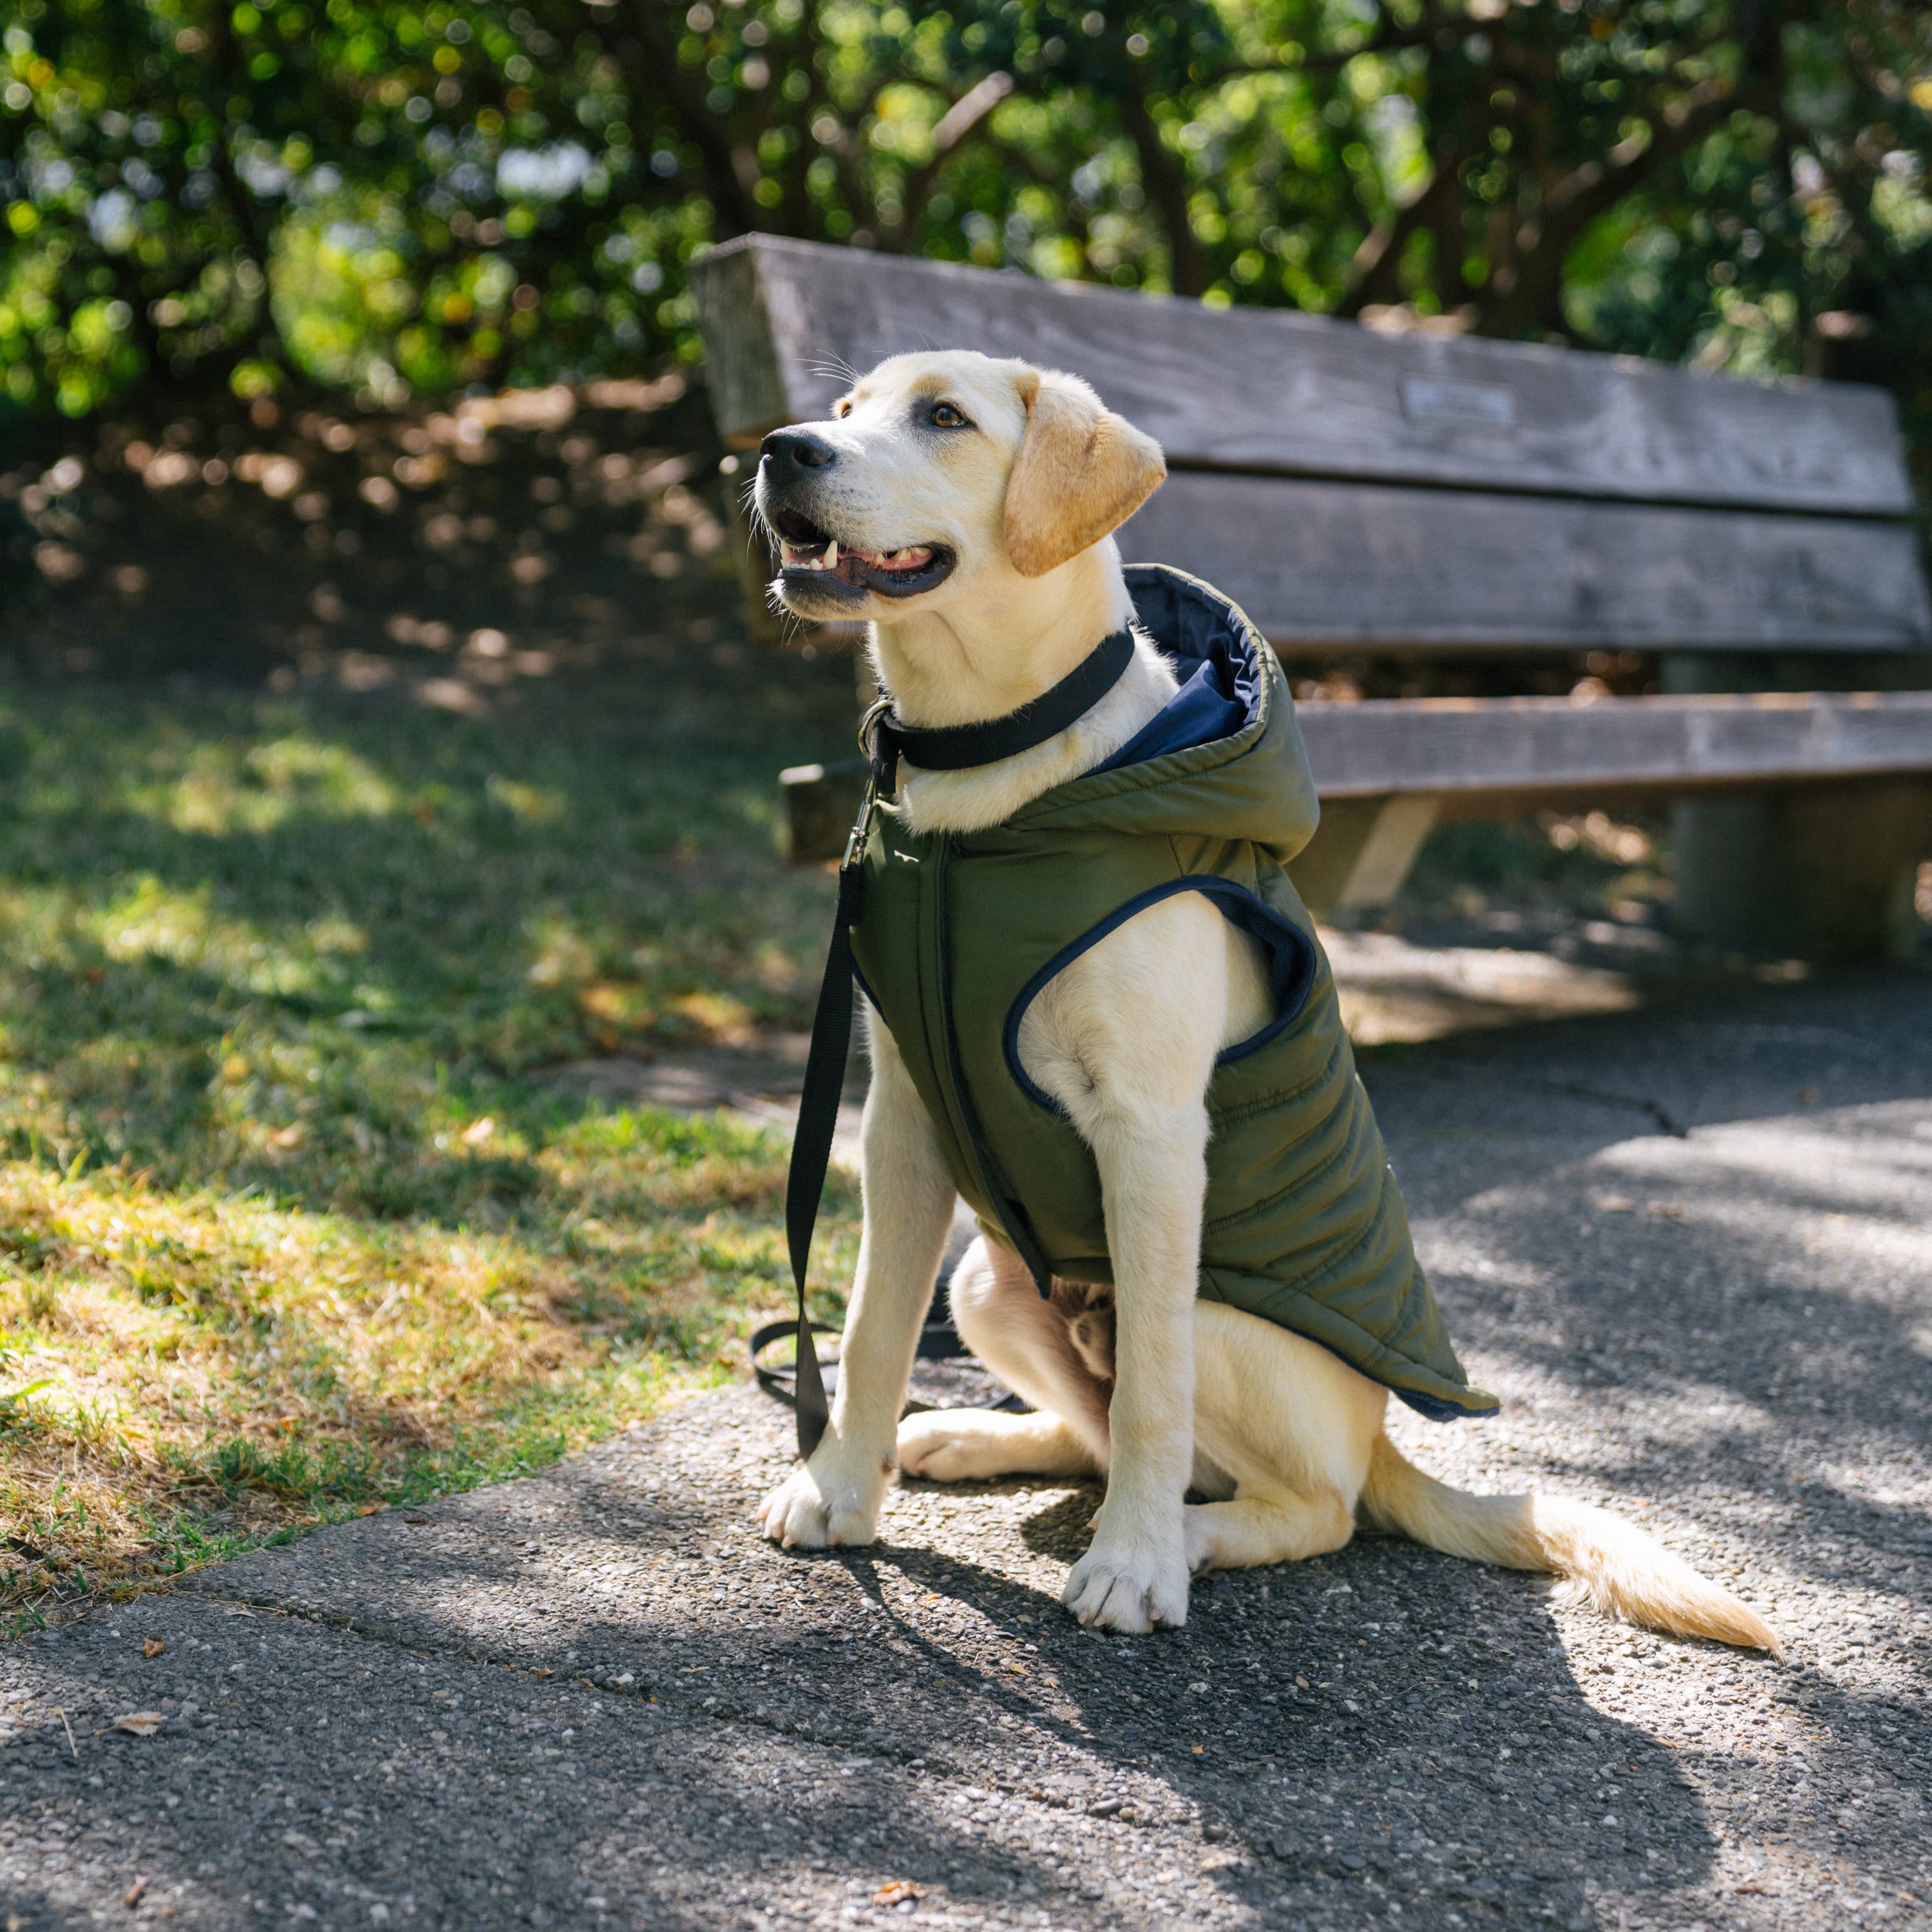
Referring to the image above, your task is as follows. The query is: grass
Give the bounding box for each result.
[0,651,862,1627]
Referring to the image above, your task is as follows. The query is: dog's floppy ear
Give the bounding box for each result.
[1003,367,1166,578]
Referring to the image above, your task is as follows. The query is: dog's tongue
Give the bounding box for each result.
[840,544,933,577]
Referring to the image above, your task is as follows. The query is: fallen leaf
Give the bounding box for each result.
[874,1881,923,1906]
[1589,1193,1634,1212]
[142,1638,165,1659]
[112,1712,166,1737]
[403,1515,431,1525]
[1294,1676,1309,1688]
[533,1669,553,1680]
[1191,1745,1205,1756]
[124,1875,148,1907]
[1003,1661,1027,1676]
[356,1502,385,1517]
[461,1115,496,1146]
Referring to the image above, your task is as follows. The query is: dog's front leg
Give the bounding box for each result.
[1061,1100,1206,1631]
[759,1014,955,1549]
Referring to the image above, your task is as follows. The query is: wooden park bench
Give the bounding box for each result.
[692,235,1932,963]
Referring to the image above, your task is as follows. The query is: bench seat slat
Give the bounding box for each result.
[1296,691,1932,799]
[1122,473,1932,654]
[693,235,1915,517]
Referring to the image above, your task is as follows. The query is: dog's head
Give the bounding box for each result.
[753,350,1166,622]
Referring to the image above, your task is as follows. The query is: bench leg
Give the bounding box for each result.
[1665,652,1932,963]
[1288,795,1441,919]
[1671,782,1932,962]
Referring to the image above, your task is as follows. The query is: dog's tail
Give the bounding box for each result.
[1359,1432,1779,1653]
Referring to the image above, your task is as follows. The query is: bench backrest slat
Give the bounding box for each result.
[692,234,1931,654]
[695,236,1913,516]
[1128,475,1931,654]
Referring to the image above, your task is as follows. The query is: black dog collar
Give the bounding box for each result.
[866,628,1135,793]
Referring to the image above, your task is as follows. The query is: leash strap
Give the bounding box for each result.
[785,698,902,1459]
[784,815,870,1461]
[869,628,1133,787]
[751,1314,1002,1405]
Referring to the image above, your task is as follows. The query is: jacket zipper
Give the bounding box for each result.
[933,834,1055,1296]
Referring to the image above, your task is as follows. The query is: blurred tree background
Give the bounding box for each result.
[4,0,1931,477]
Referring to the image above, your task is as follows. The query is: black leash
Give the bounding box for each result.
[750,1314,1009,1406]
[781,800,872,1460]
[779,629,1135,1462]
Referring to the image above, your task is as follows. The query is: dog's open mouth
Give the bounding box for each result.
[768,506,954,600]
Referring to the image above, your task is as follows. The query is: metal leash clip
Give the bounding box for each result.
[844,694,897,877]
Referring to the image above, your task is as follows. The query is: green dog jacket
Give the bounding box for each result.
[849,564,1496,1422]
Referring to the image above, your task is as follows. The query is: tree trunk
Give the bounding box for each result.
[1121,95,1210,297]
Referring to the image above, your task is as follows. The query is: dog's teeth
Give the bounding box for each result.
[824,540,838,570]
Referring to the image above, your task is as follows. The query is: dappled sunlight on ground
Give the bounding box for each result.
[0,634,866,1624]
[1323,925,1640,1044]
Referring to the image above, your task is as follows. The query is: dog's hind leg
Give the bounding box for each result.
[1182,1486,1356,1573]
[896,1235,1112,1481]
[1181,1301,1382,1573]
[949,1236,1115,1460]
[898,1408,1098,1482]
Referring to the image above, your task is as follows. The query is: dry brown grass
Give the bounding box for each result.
[0,1106,856,1626]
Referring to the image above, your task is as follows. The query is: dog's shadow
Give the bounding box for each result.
[1008,1482,1099,1562]
[896,1479,1828,1930]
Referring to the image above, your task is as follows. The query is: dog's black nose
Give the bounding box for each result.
[760,428,838,480]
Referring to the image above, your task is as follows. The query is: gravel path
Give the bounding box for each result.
[2,967,1928,1932]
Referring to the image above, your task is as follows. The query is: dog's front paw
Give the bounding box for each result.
[1063,1528,1189,1633]
[757,1449,883,1550]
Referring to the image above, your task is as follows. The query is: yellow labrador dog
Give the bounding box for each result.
[751,349,1776,1652]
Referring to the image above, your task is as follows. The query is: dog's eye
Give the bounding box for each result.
[834,398,853,419]
[929,401,969,428]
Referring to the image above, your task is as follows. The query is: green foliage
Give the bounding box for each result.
[1,0,1929,482]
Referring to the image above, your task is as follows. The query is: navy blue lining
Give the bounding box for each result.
[1070,567,1268,780]
[1000,877,1320,1119]
[1395,1385,1493,1421]
[1090,659,1249,775]
[1123,566,1265,723]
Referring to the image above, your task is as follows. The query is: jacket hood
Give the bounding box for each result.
[1008,564,1321,866]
